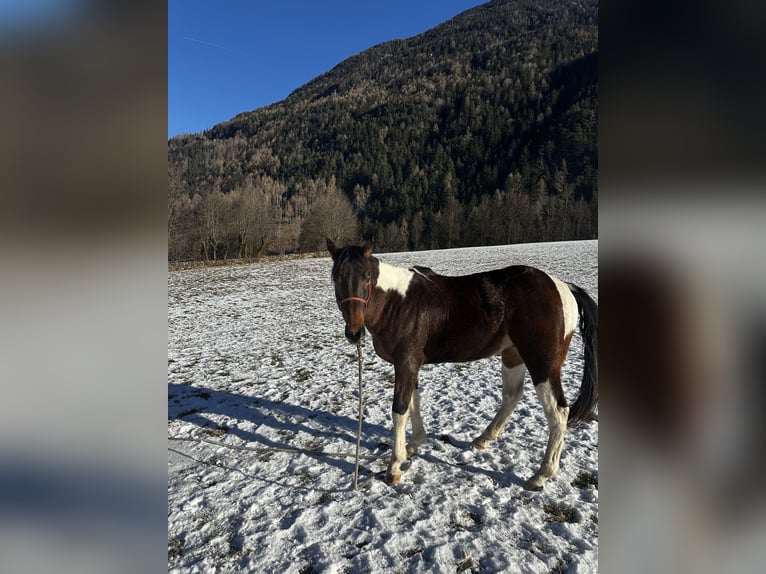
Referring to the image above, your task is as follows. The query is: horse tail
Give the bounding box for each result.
[566,283,598,427]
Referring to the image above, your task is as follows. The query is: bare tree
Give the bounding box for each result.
[434,194,463,249]
[377,220,408,252]
[299,186,359,252]
[501,189,532,245]
[229,179,260,259]
[198,191,226,261]
[261,176,289,256]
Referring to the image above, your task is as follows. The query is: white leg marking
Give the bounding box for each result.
[550,276,578,337]
[377,262,414,298]
[388,410,409,480]
[407,389,426,456]
[474,363,526,447]
[525,380,569,490]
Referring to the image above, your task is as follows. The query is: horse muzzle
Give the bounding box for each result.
[345,324,366,344]
[340,303,366,343]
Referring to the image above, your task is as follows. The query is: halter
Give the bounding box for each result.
[339,281,372,306]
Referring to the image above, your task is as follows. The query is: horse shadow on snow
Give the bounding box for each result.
[169,382,534,488]
[168,382,391,477]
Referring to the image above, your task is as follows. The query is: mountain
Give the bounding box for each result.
[168,0,597,261]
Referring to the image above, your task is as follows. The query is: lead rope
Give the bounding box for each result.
[353,342,378,490]
[168,340,385,483]
[353,341,365,490]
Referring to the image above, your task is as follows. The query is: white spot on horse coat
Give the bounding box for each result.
[550,275,578,338]
[389,410,409,477]
[377,262,414,298]
[529,379,568,486]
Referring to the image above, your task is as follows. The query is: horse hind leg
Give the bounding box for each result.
[524,374,569,491]
[473,351,526,449]
[407,388,426,458]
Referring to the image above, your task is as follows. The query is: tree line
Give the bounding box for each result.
[168,169,595,261]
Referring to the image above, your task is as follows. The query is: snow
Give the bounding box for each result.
[168,240,598,573]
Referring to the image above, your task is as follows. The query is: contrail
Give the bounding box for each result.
[183,36,253,57]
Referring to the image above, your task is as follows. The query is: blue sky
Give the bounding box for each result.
[169,0,488,138]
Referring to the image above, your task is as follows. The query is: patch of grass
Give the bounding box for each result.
[277,432,295,447]
[401,546,421,558]
[301,438,322,451]
[295,368,312,382]
[203,426,227,437]
[299,472,315,485]
[550,555,576,573]
[448,511,482,531]
[571,470,598,489]
[456,547,480,573]
[168,536,184,561]
[542,502,580,523]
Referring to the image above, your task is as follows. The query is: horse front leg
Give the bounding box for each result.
[387,362,419,485]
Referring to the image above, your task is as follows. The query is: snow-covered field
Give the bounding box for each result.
[168,240,598,573]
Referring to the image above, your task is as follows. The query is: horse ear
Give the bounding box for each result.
[327,238,338,259]
[362,238,373,258]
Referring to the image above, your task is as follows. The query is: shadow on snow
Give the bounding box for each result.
[169,382,534,488]
[168,382,391,476]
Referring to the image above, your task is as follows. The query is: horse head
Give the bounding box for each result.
[327,238,374,344]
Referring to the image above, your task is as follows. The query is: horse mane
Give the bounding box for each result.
[409,265,440,288]
[410,265,436,276]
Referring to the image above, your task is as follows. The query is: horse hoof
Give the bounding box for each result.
[471,439,487,450]
[522,477,545,491]
[387,473,401,486]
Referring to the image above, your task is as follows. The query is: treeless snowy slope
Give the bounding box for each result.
[168,240,598,573]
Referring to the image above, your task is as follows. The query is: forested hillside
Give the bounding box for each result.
[168,0,597,261]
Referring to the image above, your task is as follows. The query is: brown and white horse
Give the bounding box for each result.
[328,239,597,490]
